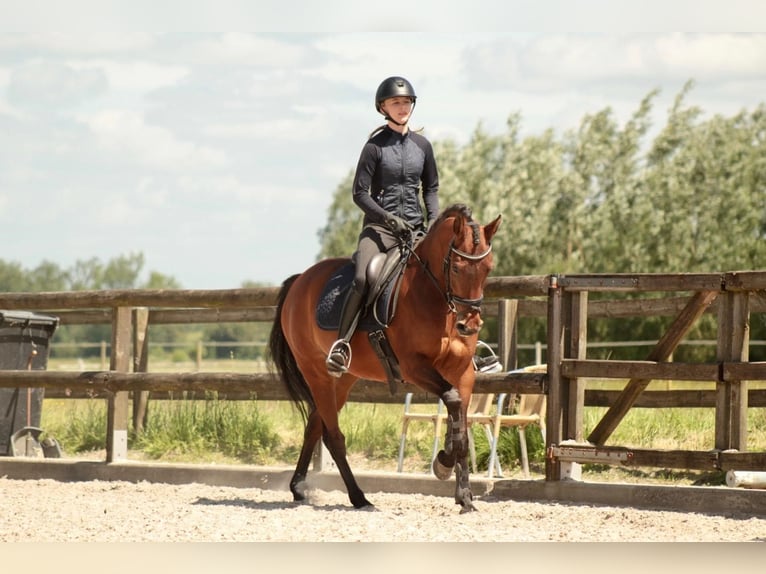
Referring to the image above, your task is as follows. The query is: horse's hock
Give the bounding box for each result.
[0,270,766,515]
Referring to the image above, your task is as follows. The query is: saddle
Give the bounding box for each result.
[316,244,411,393]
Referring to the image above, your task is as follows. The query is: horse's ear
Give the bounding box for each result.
[483,214,502,243]
[452,212,466,237]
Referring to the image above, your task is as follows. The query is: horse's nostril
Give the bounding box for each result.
[456,323,478,337]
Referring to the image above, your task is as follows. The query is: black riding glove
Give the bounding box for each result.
[385,215,412,237]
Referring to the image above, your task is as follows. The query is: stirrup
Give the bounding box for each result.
[473,340,503,373]
[326,339,352,377]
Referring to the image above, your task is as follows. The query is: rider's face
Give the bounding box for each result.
[380,97,414,124]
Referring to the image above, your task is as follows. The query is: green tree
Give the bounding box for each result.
[29,261,69,291]
[316,171,360,259]
[0,260,31,291]
[101,253,146,289]
[144,271,182,290]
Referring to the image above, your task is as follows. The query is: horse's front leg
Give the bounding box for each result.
[432,388,476,513]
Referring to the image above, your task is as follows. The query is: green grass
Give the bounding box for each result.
[132,395,282,464]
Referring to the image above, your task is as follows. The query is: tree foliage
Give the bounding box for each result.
[316,170,360,260]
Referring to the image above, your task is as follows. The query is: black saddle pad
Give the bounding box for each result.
[316,262,396,332]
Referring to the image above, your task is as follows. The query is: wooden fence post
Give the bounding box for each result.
[132,307,149,435]
[563,291,588,439]
[497,298,518,372]
[100,340,107,370]
[716,291,749,450]
[106,306,132,462]
[545,275,563,481]
[560,290,588,480]
[312,441,337,472]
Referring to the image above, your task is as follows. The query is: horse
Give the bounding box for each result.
[268,203,501,513]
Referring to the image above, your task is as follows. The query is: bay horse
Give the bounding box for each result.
[268,203,501,512]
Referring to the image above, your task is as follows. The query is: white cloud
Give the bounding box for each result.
[465,33,766,92]
[69,59,189,94]
[655,34,766,78]
[312,33,469,92]
[192,33,311,66]
[80,109,228,170]
[0,97,27,120]
[173,174,326,207]
[0,32,157,55]
[7,59,107,108]
[203,106,331,141]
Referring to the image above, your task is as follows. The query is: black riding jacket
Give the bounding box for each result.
[351,126,440,230]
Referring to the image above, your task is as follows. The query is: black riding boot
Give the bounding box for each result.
[326,286,365,377]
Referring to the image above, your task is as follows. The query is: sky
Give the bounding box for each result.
[1,2,765,289]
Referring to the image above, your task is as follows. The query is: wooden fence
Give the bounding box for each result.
[1,271,765,480]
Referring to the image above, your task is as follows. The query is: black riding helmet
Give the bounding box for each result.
[375,76,417,125]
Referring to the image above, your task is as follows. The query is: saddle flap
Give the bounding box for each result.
[365,247,406,307]
[316,251,408,332]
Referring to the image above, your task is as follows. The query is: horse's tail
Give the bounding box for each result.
[268,273,314,422]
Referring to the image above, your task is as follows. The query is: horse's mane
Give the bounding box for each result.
[432,203,473,228]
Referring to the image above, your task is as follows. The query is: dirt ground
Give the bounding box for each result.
[1,473,764,542]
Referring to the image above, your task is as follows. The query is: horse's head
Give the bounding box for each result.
[425,204,502,337]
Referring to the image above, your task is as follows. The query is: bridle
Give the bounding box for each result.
[410,221,492,315]
[442,237,492,313]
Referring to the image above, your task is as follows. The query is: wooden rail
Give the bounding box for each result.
[0,370,547,403]
[1,270,765,480]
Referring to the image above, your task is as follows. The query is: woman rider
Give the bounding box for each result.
[326,76,440,376]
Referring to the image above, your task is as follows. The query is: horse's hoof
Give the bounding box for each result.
[459,502,478,514]
[352,497,375,509]
[456,489,477,513]
[432,456,454,480]
[290,480,307,502]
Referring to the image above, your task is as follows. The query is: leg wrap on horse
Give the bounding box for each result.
[433,388,469,480]
[441,388,461,408]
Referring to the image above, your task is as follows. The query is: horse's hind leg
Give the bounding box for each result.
[290,374,372,509]
[321,423,373,509]
[314,374,373,509]
[290,409,323,502]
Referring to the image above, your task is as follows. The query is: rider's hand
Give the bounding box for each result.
[385,215,412,236]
